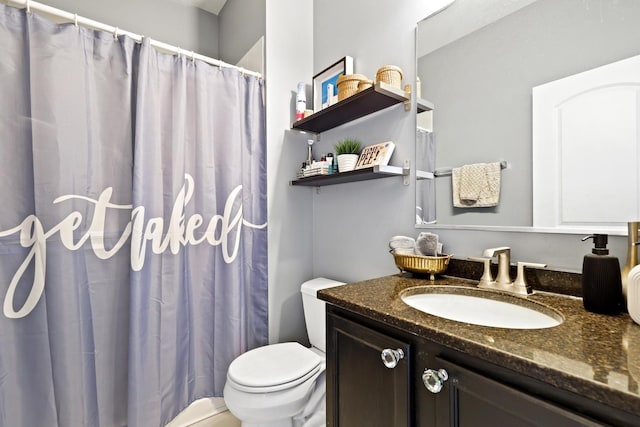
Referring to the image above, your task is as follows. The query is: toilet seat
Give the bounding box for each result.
[227,342,323,393]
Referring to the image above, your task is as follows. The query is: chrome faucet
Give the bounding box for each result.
[483,246,512,287]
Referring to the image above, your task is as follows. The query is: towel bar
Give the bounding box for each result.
[433,160,508,177]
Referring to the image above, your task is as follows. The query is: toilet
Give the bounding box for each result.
[223,278,345,427]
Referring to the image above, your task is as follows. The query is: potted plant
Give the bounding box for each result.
[334,138,362,172]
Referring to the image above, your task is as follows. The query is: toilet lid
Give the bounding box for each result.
[227,342,322,391]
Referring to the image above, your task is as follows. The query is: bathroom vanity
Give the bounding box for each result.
[319,273,640,426]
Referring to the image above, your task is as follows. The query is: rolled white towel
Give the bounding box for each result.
[389,235,416,255]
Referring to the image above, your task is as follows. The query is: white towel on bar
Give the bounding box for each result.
[452,162,501,208]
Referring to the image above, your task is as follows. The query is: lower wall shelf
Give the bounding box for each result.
[290,164,409,187]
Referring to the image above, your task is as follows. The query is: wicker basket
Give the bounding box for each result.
[391,251,452,280]
[376,65,403,89]
[357,79,374,92]
[337,73,369,101]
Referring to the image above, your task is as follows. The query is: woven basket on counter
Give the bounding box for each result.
[376,65,403,89]
[337,73,369,101]
[391,251,452,280]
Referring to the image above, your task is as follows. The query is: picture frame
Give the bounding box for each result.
[313,56,354,112]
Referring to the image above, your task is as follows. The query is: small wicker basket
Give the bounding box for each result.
[376,65,403,89]
[357,79,373,92]
[337,73,369,101]
[391,251,452,280]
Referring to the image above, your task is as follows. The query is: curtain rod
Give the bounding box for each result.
[5,0,262,79]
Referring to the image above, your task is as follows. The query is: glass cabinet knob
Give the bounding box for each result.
[422,368,449,393]
[380,348,405,369]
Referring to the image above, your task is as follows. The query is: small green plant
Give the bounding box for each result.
[334,138,362,155]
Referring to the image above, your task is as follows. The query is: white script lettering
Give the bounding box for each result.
[0,174,266,319]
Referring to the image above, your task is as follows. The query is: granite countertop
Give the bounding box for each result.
[318,273,640,417]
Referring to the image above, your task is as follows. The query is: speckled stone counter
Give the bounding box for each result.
[318,273,640,418]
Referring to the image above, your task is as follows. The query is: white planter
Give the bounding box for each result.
[337,154,359,172]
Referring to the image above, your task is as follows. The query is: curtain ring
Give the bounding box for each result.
[190,51,195,62]
[74,13,78,27]
[113,26,118,39]
[177,47,182,58]
[26,0,31,13]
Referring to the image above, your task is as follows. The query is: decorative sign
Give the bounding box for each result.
[355,141,396,169]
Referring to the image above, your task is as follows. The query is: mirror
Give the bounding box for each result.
[416,0,640,233]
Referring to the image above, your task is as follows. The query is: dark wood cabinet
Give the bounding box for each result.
[326,305,635,427]
[326,312,411,427]
[431,357,604,427]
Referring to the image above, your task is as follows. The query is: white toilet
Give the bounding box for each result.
[223,278,345,427]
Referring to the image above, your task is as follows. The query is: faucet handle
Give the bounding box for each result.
[468,257,495,288]
[482,246,511,258]
[513,262,547,295]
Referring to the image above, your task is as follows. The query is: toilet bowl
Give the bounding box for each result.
[223,278,345,427]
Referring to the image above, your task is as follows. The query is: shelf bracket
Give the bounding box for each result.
[403,159,410,185]
[404,84,412,112]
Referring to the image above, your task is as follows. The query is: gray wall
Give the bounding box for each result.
[42,0,220,58]
[265,0,314,344]
[218,0,265,65]
[310,0,435,283]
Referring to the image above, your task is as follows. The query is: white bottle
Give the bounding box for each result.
[296,82,306,121]
[628,264,640,325]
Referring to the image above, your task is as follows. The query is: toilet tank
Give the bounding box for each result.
[301,278,345,353]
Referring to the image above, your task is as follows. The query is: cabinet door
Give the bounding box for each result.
[430,357,605,427]
[326,312,411,427]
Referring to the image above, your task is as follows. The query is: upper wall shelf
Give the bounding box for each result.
[291,81,410,134]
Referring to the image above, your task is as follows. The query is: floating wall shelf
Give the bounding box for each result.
[291,82,410,134]
[291,164,409,187]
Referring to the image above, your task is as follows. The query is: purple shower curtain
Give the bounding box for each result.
[0,5,267,427]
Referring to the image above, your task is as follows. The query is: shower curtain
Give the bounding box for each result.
[0,5,267,427]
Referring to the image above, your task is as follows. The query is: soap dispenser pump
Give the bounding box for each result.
[581,234,623,314]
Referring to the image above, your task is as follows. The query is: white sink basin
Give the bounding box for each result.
[401,286,563,329]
